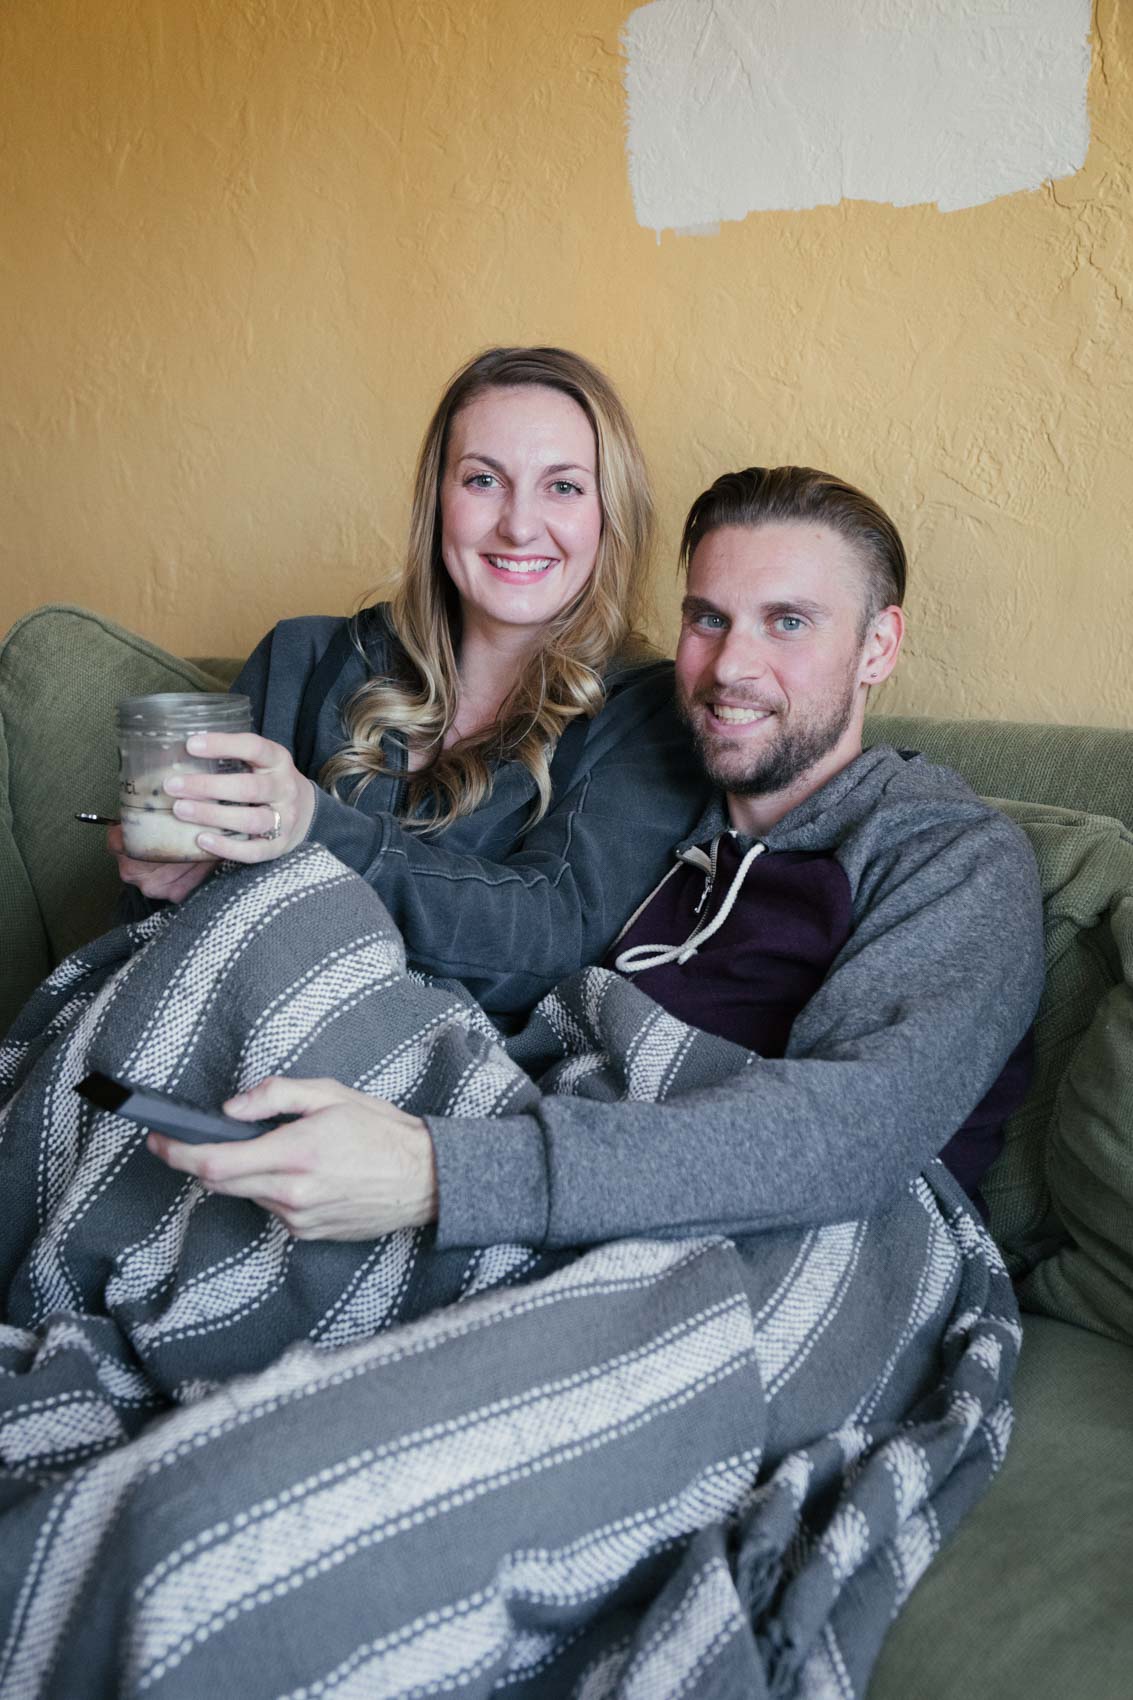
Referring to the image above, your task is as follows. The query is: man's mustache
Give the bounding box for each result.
[687,688,784,715]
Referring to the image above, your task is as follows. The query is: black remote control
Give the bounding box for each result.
[76,1071,278,1144]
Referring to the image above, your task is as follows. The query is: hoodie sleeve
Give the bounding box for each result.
[427,803,1046,1243]
[239,626,710,1020]
[297,686,708,1019]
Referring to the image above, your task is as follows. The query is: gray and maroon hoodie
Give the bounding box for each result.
[429,746,1046,1248]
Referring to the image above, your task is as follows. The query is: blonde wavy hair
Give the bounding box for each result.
[321,347,656,831]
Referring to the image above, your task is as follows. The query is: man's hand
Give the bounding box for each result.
[146,1077,439,1240]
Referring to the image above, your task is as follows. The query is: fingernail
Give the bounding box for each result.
[165,777,184,794]
[197,833,218,849]
[186,735,207,753]
[173,801,196,819]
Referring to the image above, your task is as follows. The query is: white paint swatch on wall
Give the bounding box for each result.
[623,0,1092,229]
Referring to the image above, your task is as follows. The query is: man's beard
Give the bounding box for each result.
[679,673,858,797]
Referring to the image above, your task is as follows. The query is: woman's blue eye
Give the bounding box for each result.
[465,473,498,489]
[551,480,584,496]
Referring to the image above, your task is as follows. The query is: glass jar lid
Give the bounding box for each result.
[115,693,252,733]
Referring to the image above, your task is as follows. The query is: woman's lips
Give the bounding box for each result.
[482,553,559,580]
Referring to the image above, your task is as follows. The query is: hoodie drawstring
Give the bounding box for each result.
[614,839,767,975]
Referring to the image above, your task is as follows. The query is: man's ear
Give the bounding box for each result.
[859,606,905,687]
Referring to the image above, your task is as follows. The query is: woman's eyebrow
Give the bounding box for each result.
[457,452,506,471]
[456,454,594,476]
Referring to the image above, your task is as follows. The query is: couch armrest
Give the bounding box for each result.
[0,605,228,1002]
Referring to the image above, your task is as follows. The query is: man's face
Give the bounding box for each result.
[675,522,885,810]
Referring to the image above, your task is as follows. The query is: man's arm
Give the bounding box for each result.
[427,807,1046,1245]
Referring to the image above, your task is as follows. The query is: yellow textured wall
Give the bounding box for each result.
[2,0,1130,724]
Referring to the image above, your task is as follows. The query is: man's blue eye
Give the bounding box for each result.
[776,616,805,633]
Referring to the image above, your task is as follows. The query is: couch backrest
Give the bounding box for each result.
[6,605,1133,1046]
[865,714,1133,833]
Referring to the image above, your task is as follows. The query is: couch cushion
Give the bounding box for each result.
[0,605,226,1027]
[867,1316,1133,1700]
[0,712,51,1038]
[1021,878,1133,1344]
[980,800,1133,1345]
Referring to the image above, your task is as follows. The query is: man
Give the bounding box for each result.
[157,465,1042,1243]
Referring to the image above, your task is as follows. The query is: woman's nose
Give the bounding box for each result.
[497,488,542,545]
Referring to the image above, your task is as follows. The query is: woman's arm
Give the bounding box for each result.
[211,619,711,1019]
[255,616,712,1017]
[298,674,708,1018]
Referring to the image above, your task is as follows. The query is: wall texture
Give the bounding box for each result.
[2,0,1130,725]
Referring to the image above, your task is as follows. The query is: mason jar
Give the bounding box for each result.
[115,693,253,862]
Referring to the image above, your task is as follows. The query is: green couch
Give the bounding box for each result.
[2,604,1132,1698]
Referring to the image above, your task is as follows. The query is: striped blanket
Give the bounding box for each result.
[0,846,1019,1699]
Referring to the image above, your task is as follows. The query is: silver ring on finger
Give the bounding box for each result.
[259,807,282,842]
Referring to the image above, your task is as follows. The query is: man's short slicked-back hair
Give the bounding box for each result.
[679,466,907,631]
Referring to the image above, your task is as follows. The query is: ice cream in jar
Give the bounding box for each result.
[115,693,253,862]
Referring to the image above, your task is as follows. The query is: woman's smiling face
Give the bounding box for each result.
[438,385,603,644]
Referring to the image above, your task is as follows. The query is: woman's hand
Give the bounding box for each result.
[161,732,318,863]
[108,825,215,902]
[146,1077,439,1240]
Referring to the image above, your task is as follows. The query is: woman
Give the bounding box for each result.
[111,346,708,1021]
[0,345,718,1412]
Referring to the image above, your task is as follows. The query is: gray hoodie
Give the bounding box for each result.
[428,746,1046,1243]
